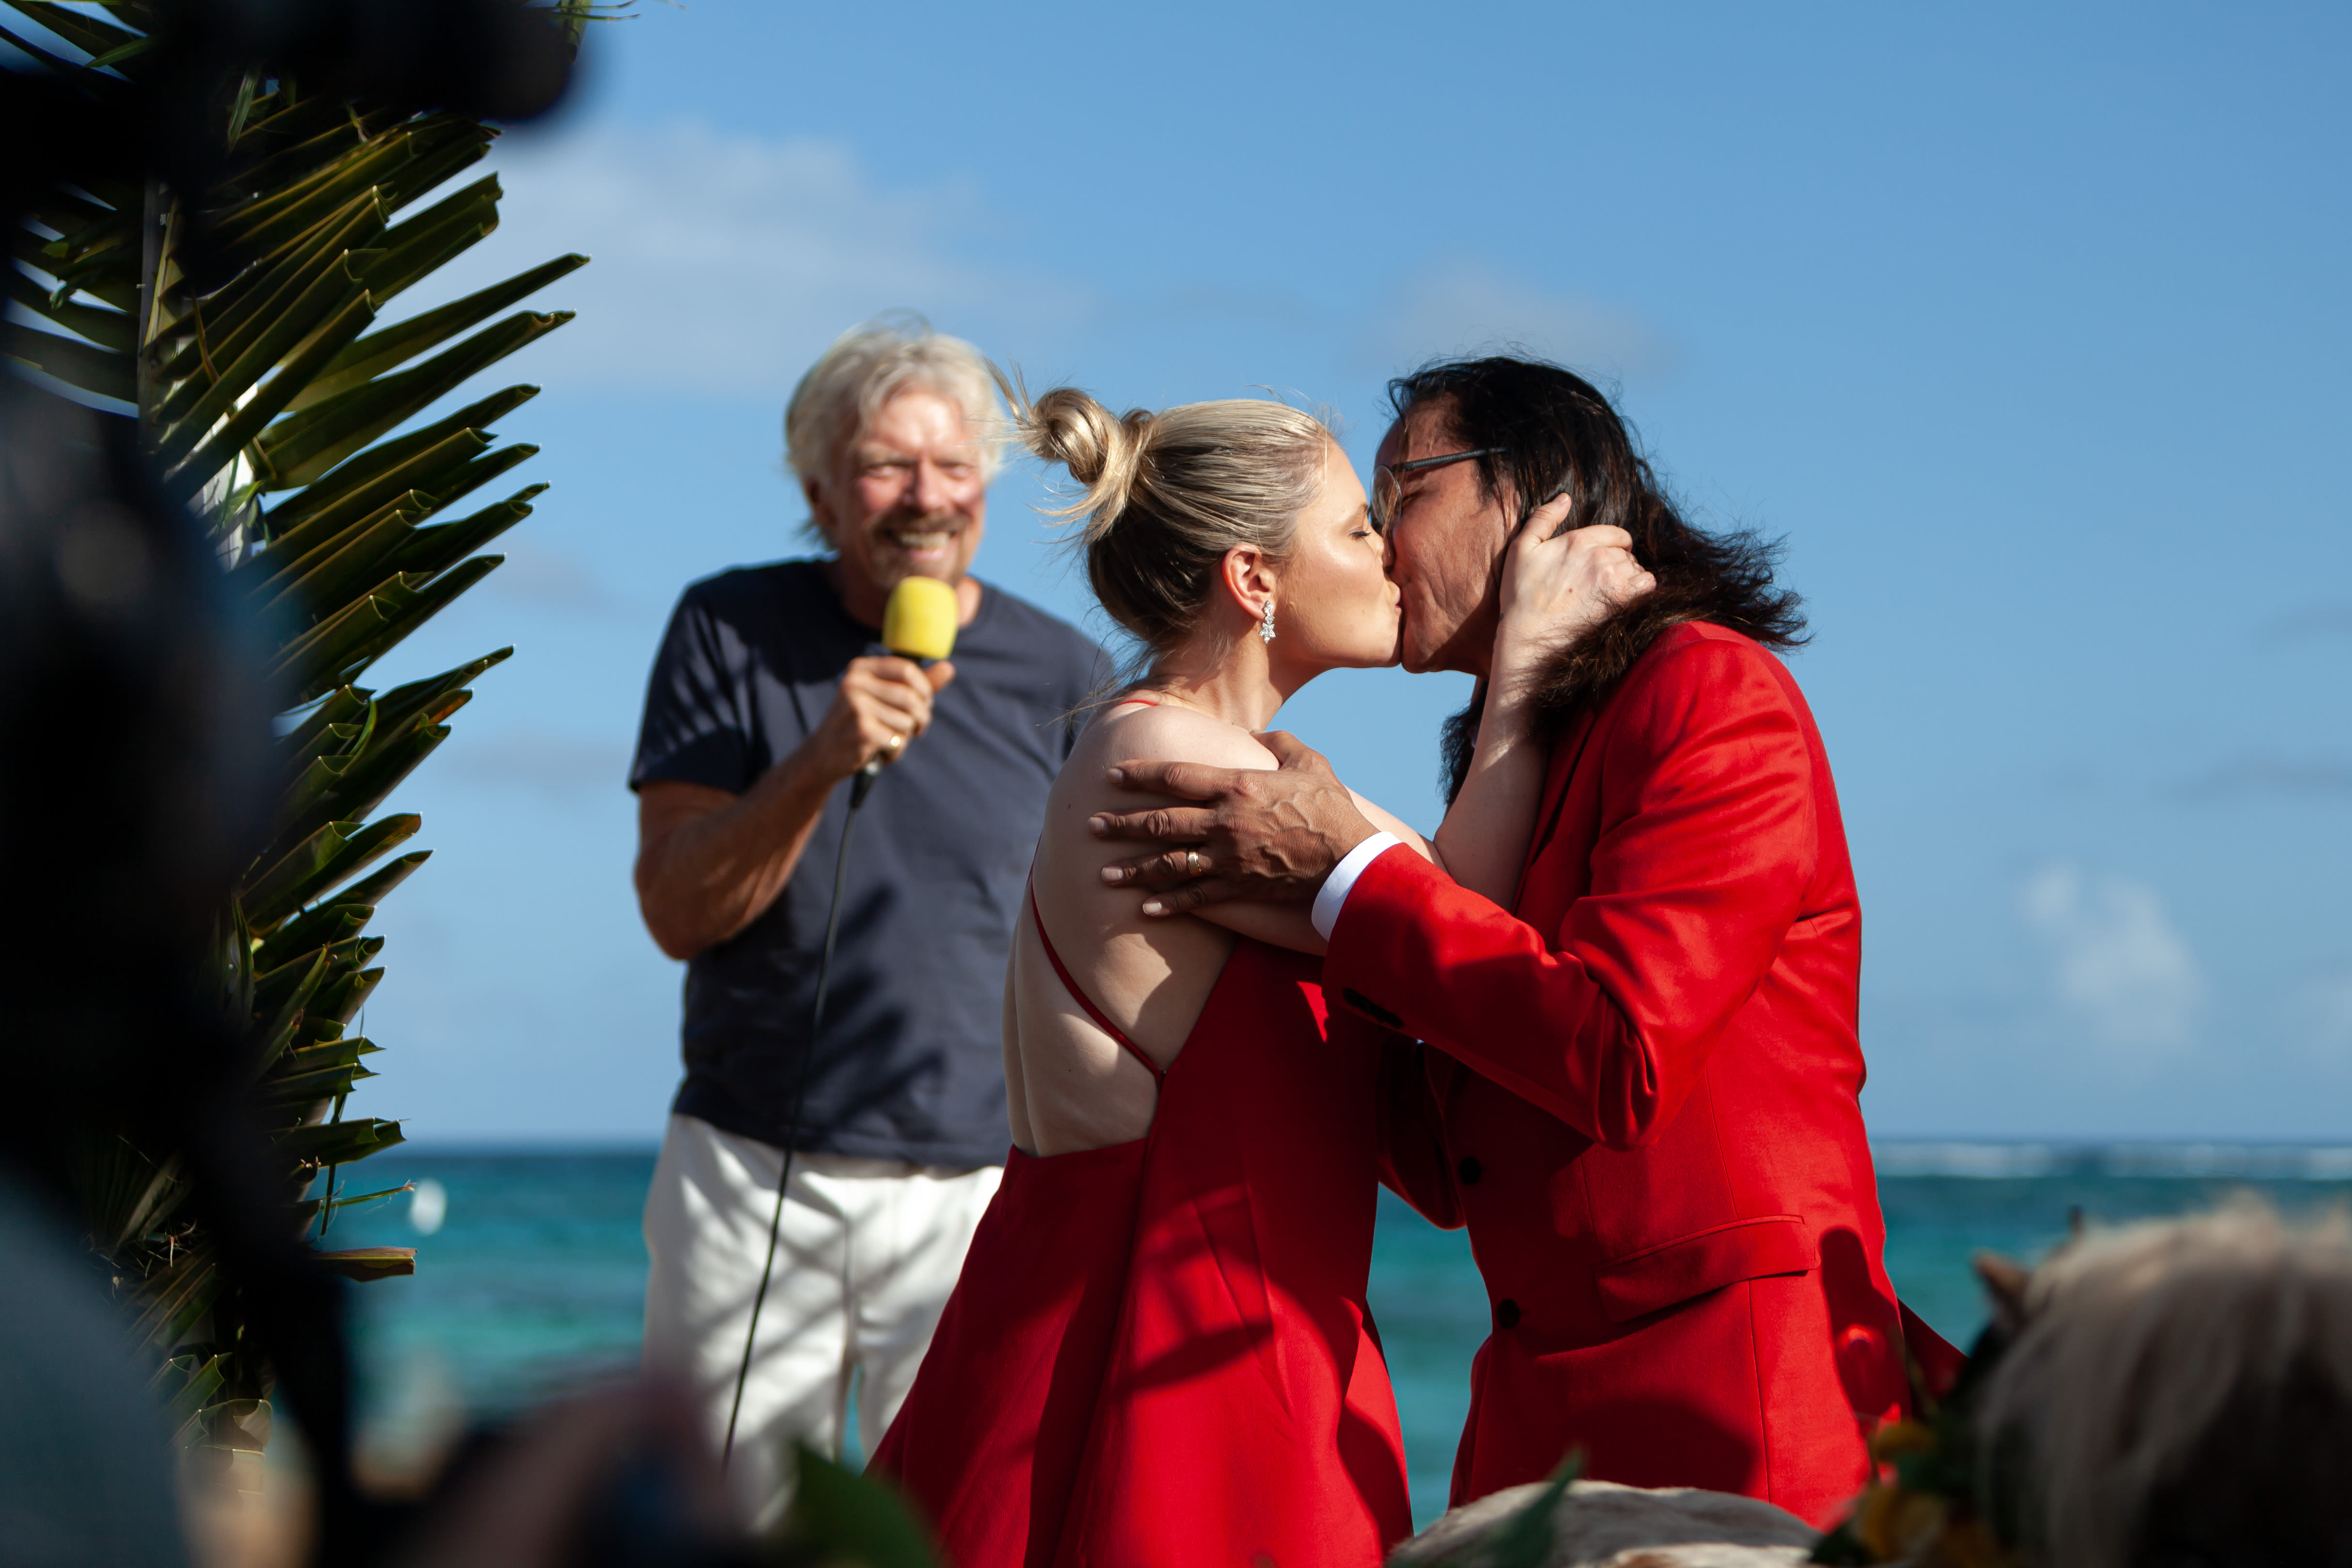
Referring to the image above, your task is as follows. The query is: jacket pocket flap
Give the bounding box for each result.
[1594,1214,1817,1323]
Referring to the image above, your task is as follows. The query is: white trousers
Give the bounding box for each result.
[641,1113,1001,1523]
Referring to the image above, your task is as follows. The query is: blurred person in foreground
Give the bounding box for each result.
[1090,357,1957,1527]
[629,318,1105,1519]
[1825,1198,2352,1568]
[1971,1200,2352,1568]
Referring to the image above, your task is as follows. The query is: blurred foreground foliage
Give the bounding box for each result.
[3,0,584,1473]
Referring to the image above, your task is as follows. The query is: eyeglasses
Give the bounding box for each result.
[1370,447,1505,535]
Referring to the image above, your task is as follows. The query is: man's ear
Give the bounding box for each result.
[803,475,836,546]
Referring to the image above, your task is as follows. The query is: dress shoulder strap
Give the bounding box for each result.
[1027,882,1166,1087]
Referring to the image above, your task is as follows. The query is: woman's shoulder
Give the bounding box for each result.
[1076,700,1280,774]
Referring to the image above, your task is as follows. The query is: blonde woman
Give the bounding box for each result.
[871,384,1647,1568]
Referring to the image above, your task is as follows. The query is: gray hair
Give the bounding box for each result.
[1976,1197,2352,1568]
[783,313,1007,491]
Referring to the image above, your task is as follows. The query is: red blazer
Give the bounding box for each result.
[1324,621,1919,1530]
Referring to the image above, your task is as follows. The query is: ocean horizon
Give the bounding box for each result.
[323,1140,2352,1528]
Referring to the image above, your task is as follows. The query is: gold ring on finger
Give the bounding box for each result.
[884,731,904,755]
[1186,849,1204,877]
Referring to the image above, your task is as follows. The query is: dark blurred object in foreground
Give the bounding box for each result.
[0,1,572,1560]
[1815,1197,2352,1568]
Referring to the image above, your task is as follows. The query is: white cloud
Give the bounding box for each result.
[392,121,1671,400]
[2018,863,2205,1058]
[1368,259,1676,378]
[410,120,1085,394]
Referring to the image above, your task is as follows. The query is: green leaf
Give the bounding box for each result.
[227,109,401,200]
[244,813,421,929]
[375,119,497,215]
[248,945,335,1075]
[261,1059,375,1106]
[0,18,126,92]
[157,1353,229,1432]
[303,966,386,1032]
[1428,1452,1585,1568]
[354,176,501,304]
[390,485,543,579]
[153,191,385,389]
[203,122,434,254]
[781,1446,940,1568]
[257,309,571,487]
[257,904,374,976]
[272,554,501,702]
[1,319,133,402]
[11,1,142,61]
[110,1157,188,1251]
[150,256,370,466]
[260,500,430,635]
[261,1062,376,1110]
[272,1116,404,1167]
[271,701,381,844]
[332,851,430,913]
[264,716,452,860]
[290,252,586,411]
[312,1247,415,1282]
[129,1245,222,1359]
[289,1180,407,1229]
[252,935,380,1020]
[260,382,537,540]
[248,493,427,626]
[271,687,370,780]
[229,98,396,175]
[370,651,513,730]
[163,289,378,500]
[83,30,156,69]
[4,266,134,352]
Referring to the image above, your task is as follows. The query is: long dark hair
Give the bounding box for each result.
[1387,356,1808,802]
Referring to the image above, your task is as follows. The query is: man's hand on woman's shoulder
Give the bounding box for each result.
[1089,731,1378,914]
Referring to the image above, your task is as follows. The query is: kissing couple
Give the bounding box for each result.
[872,354,1952,1567]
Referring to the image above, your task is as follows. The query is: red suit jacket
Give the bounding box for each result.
[1324,621,1929,1530]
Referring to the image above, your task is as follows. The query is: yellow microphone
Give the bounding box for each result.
[855,577,960,802]
[882,574,959,662]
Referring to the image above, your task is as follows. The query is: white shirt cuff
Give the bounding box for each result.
[1311,831,1401,942]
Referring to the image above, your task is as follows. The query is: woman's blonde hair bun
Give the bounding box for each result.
[993,364,1336,661]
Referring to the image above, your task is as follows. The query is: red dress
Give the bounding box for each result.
[870,894,1413,1568]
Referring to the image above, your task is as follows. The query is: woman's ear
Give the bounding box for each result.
[1221,547,1278,618]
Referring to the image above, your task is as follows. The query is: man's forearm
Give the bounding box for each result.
[637,743,843,959]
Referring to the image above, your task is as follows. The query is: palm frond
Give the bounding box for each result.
[3,0,582,1452]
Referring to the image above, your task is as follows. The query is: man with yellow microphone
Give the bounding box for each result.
[627,318,1106,1521]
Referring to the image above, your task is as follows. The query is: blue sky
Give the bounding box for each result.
[243,1,2351,1141]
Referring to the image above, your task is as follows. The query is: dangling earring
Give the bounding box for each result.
[1258,600,1277,643]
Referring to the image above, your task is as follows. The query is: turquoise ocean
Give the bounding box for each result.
[327,1143,2352,1529]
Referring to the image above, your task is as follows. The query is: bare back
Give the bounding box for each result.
[1006,701,1270,1155]
[1006,699,1432,1156]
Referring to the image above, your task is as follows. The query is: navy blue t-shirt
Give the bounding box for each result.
[630,561,1109,1167]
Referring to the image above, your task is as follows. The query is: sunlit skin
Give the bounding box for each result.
[631,387,987,961]
[1376,401,1517,678]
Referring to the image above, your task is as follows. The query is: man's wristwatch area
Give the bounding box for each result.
[1310,831,1401,942]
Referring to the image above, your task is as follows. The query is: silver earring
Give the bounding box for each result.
[1259,600,1276,643]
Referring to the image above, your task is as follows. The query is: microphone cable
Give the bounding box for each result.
[720,759,884,1471]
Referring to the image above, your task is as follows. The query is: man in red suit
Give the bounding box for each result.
[1088,357,1955,1528]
